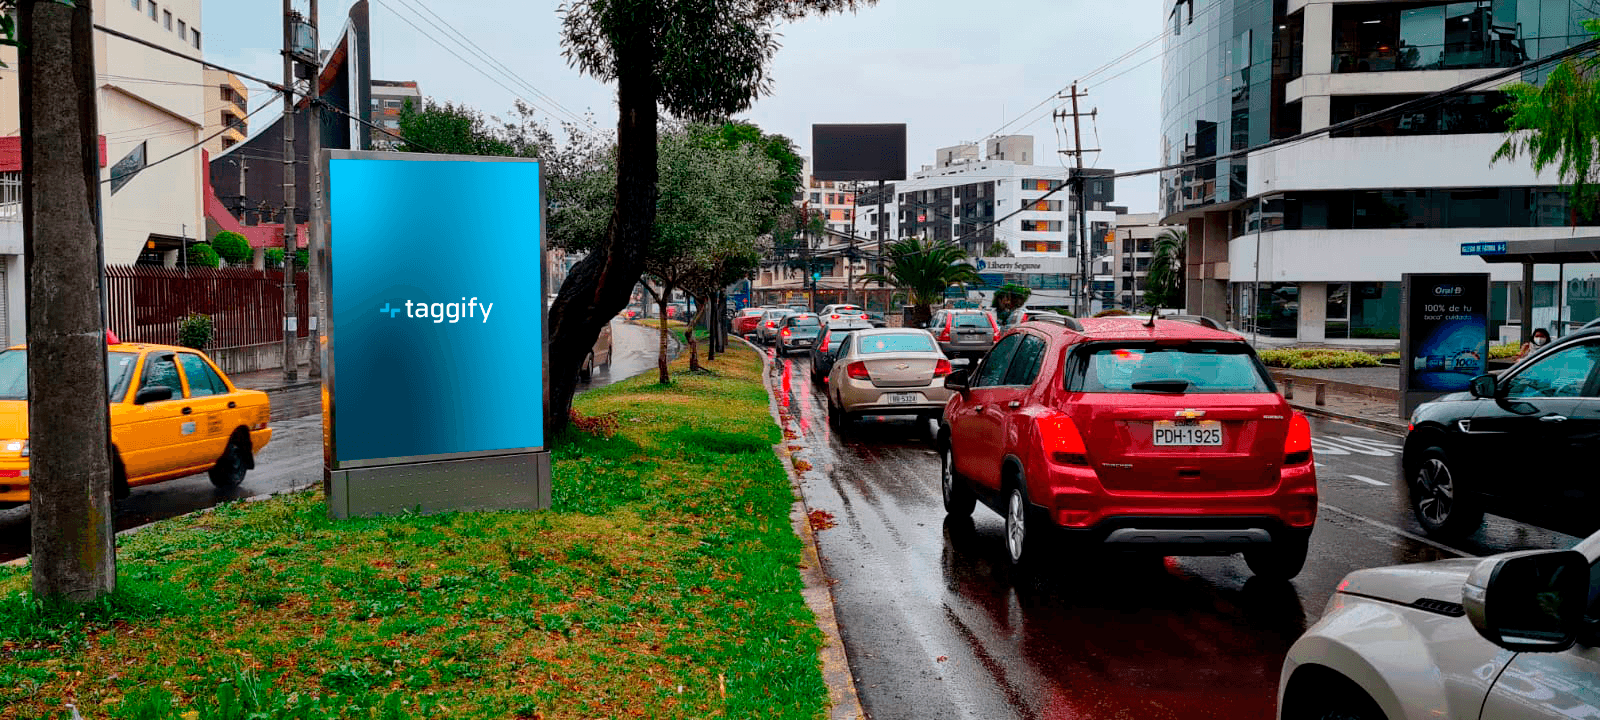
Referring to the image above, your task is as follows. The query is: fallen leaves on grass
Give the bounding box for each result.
[569,409,622,438]
[807,510,836,531]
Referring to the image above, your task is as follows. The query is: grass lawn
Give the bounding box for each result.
[0,344,826,719]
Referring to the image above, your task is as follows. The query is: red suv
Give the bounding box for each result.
[937,316,1316,578]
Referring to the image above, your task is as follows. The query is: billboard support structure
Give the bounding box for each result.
[321,149,551,518]
[1400,273,1491,420]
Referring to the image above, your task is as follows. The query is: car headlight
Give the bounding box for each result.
[3,440,26,456]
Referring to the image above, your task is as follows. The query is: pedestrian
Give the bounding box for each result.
[1513,328,1550,362]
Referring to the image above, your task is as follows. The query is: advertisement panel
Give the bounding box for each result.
[811,124,907,181]
[322,150,550,517]
[1400,273,1490,419]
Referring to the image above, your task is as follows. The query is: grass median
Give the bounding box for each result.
[0,343,826,719]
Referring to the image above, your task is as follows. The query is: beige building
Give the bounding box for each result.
[203,69,248,156]
[0,0,208,345]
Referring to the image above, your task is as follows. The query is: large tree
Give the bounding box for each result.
[549,0,875,432]
[863,237,979,329]
[1492,19,1600,221]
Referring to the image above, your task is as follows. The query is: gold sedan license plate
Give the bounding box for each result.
[1153,420,1222,446]
[888,393,921,404]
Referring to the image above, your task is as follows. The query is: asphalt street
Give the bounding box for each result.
[765,349,1585,720]
[0,319,655,563]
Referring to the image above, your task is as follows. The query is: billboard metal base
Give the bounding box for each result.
[325,451,551,519]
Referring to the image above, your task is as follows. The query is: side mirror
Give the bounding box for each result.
[944,368,970,392]
[134,385,173,404]
[1463,549,1589,653]
[1469,374,1500,399]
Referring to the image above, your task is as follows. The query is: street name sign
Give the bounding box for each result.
[1459,242,1506,256]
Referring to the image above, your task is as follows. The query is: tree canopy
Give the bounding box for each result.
[1493,20,1600,220]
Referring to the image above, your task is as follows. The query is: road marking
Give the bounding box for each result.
[1318,503,1469,558]
[1348,474,1387,486]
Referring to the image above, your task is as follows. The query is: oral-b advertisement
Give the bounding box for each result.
[1406,274,1489,392]
[327,155,544,464]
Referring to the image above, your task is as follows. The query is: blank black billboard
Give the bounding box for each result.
[812,124,906,181]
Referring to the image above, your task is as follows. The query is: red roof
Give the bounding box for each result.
[201,149,305,249]
[0,135,109,173]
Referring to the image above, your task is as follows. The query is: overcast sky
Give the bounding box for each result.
[204,0,1165,212]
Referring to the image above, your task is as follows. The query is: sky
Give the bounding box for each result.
[204,0,1166,212]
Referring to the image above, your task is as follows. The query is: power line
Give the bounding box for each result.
[105,92,282,186]
[93,23,289,94]
[402,1,598,132]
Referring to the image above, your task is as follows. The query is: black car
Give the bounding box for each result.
[776,313,823,356]
[1402,326,1600,539]
[809,320,874,385]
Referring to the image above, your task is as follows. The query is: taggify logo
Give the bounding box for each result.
[379,297,494,324]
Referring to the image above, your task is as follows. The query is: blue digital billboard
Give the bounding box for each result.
[326,155,544,465]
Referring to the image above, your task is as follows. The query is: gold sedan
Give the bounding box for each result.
[826,328,954,433]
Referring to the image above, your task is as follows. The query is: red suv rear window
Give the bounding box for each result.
[1069,342,1273,394]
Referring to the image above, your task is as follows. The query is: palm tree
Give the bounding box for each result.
[862,236,980,328]
[1143,227,1187,309]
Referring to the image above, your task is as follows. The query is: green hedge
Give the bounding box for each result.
[1257,348,1382,369]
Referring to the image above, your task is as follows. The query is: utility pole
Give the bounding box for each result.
[280,0,300,384]
[848,182,858,307]
[1055,84,1098,318]
[875,179,886,311]
[20,0,117,601]
[306,0,323,381]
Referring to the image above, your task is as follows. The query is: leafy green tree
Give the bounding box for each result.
[992,282,1031,316]
[986,239,1010,257]
[211,231,251,266]
[1493,19,1600,221]
[863,237,979,328]
[264,248,308,270]
[396,100,518,156]
[550,0,876,432]
[186,242,220,269]
[1144,227,1187,309]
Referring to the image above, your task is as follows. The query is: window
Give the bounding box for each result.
[1020,199,1063,211]
[1074,343,1273,394]
[1504,342,1600,398]
[221,137,236,149]
[974,334,1023,387]
[951,313,991,328]
[1020,240,1063,253]
[0,350,137,401]
[140,354,184,399]
[163,10,171,29]
[810,192,821,204]
[148,1,157,21]
[1020,220,1062,232]
[131,0,140,9]
[178,19,186,38]
[220,85,233,103]
[178,354,228,397]
[192,29,201,50]
[858,333,936,354]
[1003,335,1049,386]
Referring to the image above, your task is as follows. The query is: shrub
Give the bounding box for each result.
[178,313,214,351]
[211,231,252,265]
[1094,308,1131,317]
[264,248,309,269]
[186,242,220,268]
[1490,342,1520,359]
[1257,348,1381,369]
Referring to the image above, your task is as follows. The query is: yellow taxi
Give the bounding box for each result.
[0,341,273,505]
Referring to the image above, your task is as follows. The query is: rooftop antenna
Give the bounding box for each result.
[1146,304,1159,328]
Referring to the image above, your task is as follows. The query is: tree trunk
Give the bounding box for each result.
[687,300,705,370]
[914,303,933,329]
[657,288,672,384]
[21,0,117,602]
[543,49,660,434]
[703,294,716,362]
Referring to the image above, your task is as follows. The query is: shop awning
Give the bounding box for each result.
[1474,236,1600,264]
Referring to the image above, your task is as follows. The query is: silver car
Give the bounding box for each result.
[826,328,953,432]
[757,309,793,345]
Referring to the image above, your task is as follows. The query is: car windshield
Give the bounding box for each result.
[0,350,140,401]
[1074,343,1273,394]
[952,314,991,328]
[788,316,821,327]
[858,333,936,354]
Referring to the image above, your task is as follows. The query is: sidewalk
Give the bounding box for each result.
[229,363,317,393]
[1269,367,1406,434]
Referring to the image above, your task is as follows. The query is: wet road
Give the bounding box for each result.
[0,319,661,563]
[765,351,1583,719]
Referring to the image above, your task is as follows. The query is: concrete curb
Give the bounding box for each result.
[1287,400,1407,436]
[750,337,866,720]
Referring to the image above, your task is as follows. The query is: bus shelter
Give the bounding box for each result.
[1473,235,1600,343]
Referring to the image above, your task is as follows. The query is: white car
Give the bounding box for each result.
[1277,528,1600,720]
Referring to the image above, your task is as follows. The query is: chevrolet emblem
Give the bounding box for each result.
[895,363,909,370]
[1175,409,1206,419]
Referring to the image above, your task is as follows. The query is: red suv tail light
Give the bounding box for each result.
[933,359,952,377]
[1037,414,1089,466]
[820,334,831,352]
[1284,412,1312,465]
[781,327,792,336]
[846,361,870,380]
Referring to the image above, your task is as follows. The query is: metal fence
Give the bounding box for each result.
[105,265,309,348]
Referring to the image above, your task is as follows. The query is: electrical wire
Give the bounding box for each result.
[402,1,599,132]
[93,23,288,94]
[104,92,283,186]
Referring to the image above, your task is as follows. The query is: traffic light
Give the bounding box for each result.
[812,272,821,282]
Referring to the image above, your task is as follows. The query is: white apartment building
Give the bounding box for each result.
[1161,0,1600,341]
[0,0,208,346]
